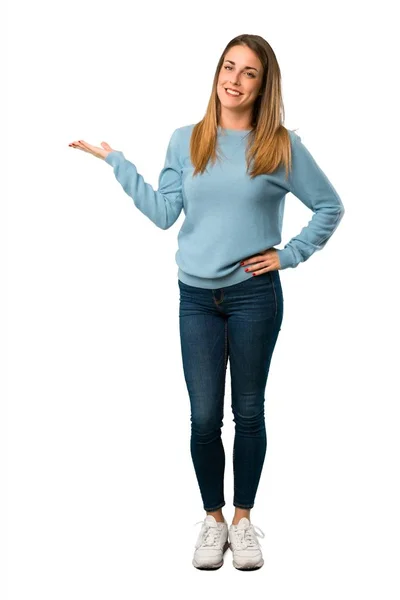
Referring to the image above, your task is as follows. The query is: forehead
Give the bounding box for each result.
[223,46,261,68]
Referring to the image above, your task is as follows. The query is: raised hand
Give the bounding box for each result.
[68,139,116,160]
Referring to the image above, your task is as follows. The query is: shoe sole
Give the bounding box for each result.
[192,540,230,570]
[232,557,264,571]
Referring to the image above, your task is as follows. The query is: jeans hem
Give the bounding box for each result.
[204,501,226,511]
[233,503,254,509]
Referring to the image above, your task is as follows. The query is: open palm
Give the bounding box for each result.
[68,139,115,160]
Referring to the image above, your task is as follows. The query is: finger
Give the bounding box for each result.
[69,140,86,148]
[72,140,101,156]
[69,141,90,153]
[78,140,94,151]
[241,257,259,267]
[244,261,264,272]
[253,266,274,276]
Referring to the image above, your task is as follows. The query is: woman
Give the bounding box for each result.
[69,33,345,571]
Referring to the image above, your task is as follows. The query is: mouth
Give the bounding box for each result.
[224,87,243,97]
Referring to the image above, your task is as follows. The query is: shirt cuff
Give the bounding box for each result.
[105,150,125,167]
[276,248,296,270]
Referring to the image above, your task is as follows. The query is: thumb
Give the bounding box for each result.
[101,142,112,149]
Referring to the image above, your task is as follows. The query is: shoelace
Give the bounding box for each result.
[193,520,223,548]
[231,524,265,550]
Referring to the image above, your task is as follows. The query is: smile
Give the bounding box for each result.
[225,88,242,96]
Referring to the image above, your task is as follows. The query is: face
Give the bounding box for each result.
[217,45,263,115]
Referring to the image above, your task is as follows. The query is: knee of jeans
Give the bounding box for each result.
[191,415,224,439]
[232,407,265,433]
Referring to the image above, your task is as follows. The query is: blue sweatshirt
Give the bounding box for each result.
[105,124,345,289]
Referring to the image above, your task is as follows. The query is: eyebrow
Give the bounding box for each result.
[224,59,259,72]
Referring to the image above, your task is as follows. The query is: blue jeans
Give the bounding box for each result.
[178,270,284,511]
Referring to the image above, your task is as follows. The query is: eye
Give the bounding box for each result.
[224,65,256,78]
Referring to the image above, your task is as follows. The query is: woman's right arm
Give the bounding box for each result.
[104,128,184,230]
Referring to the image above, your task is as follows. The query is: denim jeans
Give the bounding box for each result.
[178,270,284,511]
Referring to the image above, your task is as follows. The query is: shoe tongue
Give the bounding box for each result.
[236,517,250,529]
[205,515,219,527]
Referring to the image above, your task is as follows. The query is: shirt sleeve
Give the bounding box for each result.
[104,128,183,230]
[276,132,345,270]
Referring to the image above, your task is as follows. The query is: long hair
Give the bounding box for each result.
[190,34,296,180]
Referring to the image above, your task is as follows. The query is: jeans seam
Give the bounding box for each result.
[269,271,278,320]
[224,320,228,370]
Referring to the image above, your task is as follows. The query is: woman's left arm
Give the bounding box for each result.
[276,131,345,270]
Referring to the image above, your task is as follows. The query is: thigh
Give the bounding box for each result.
[178,281,228,426]
[227,271,284,415]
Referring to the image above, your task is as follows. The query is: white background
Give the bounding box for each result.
[4,0,400,597]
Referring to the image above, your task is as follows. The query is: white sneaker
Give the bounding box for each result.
[192,515,230,570]
[228,517,265,570]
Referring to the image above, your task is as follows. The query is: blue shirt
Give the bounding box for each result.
[105,124,345,289]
